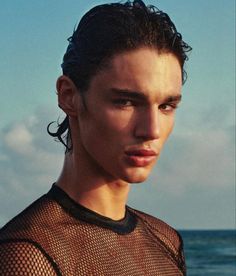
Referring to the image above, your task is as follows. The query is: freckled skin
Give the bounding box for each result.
[74,48,182,184]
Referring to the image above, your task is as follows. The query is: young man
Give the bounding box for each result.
[0,1,191,275]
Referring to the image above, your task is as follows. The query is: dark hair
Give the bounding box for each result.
[48,0,192,152]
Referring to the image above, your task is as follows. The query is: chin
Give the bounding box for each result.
[121,170,150,184]
[129,177,149,184]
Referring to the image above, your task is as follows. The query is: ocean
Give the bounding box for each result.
[180,230,236,276]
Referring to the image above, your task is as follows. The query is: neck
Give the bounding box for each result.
[56,152,130,220]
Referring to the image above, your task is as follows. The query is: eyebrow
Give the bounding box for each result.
[164,94,182,103]
[110,88,182,103]
[110,88,147,100]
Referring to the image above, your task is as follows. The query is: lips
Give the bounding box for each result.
[124,149,157,167]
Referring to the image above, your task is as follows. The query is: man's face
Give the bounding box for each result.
[75,47,182,183]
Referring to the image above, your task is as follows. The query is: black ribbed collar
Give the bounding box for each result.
[47,184,137,235]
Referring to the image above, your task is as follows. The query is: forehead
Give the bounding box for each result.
[89,47,182,101]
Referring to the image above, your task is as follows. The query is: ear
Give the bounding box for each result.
[56,75,79,117]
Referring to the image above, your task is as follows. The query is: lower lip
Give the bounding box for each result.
[125,155,156,167]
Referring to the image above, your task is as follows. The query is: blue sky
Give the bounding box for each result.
[0,0,235,229]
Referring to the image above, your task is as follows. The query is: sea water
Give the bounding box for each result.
[180,230,236,276]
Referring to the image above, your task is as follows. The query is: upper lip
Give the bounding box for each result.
[125,148,157,156]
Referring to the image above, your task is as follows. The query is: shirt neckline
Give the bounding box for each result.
[47,184,137,235]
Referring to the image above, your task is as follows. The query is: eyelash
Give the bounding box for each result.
[159,103,178,112]
[113,99,135,107]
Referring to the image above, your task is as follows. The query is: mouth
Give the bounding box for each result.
[124,149,158,167]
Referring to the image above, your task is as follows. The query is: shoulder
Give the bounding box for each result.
[0,239,61,275]
[0,194,57,240]
[0,194,64,275]
[128,207,184,256]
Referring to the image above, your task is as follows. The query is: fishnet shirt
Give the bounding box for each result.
[0,184,186,275]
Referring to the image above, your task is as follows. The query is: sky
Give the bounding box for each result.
[0,0,235,229]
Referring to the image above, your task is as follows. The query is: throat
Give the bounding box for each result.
[56,152,130,220]
[71,181,130,221]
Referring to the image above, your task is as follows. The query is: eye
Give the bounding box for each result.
[113,99,134,107]
[159,103,178,113]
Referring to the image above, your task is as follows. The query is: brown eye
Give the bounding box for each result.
[159,103,177,112]
[114,99,134,107]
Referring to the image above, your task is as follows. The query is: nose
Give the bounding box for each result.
[134,105,160,141]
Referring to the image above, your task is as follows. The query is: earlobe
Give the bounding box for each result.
[57,75,78,117]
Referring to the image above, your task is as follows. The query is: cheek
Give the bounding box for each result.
[161,116,175,139]
[80,114,125,155]
[106,109,135,130]
[92,110,135,144]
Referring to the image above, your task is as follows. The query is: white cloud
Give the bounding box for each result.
[0,104,234,229]
[154,126,235,195]
[0,106,64,225]
[4,124,34,156]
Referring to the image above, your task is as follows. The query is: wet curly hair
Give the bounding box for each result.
[48,0,192,152]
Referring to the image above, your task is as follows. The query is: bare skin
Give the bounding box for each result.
[56,47,182,220]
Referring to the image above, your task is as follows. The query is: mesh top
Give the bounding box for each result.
[0,184,186,275]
